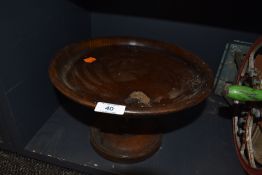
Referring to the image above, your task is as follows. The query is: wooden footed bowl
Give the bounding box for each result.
[49,37,213,162]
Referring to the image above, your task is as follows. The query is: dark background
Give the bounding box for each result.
[0,0,91,147]
[71,0,262,33]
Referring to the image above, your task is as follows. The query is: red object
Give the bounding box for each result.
[83,57,96,63]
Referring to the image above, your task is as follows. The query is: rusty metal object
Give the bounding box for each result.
[233,37,262,174]
[49,37,213,162]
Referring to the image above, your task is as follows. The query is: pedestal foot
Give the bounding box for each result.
[90,127,161,163]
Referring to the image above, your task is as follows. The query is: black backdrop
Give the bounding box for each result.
[71,0,262,33]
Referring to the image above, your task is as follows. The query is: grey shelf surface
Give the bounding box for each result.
[26,95,245,175]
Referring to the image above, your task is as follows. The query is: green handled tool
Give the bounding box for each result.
[224,85,262,102]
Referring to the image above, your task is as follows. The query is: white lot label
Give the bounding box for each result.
[94,102,126,115]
